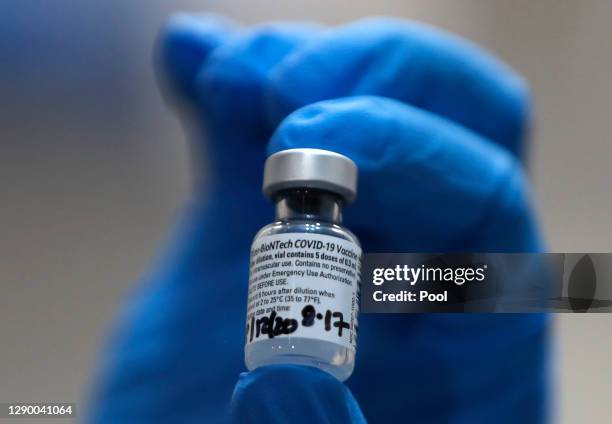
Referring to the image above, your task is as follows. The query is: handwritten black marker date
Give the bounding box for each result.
[247,305,350,342]
[301,305,350,336]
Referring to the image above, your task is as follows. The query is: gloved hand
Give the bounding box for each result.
[88,14,549,423]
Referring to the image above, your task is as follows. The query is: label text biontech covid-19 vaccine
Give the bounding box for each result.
[246,233,361,351]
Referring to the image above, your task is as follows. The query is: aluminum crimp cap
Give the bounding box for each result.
[263,148,358,203]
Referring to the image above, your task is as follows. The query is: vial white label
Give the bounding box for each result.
[246,233,361,351]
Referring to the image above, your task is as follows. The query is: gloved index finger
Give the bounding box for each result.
[268,17,531,157]
[268,95,542,253]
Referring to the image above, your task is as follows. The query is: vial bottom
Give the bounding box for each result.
[245,337,355,382]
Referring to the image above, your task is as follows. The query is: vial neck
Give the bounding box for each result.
[274,189,344,224]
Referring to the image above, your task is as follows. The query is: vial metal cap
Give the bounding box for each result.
[263,148,358,203]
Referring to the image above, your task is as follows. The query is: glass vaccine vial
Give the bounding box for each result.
[244,148,361,381]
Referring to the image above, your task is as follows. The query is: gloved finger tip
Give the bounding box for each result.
[155,13,237,101]
[163,12,238,37]
[234,364,346,400]
[232,365,363,423]
[267,96,406,165]
[239,363,336,383]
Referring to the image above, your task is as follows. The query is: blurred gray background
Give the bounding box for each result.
[0,1,611,422]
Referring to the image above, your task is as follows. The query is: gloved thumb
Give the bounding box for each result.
[231,365,366,424]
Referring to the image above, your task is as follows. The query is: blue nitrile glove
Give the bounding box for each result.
[88,14,549,423]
